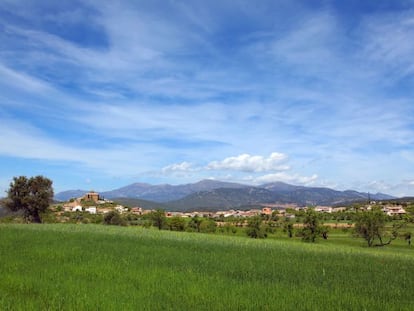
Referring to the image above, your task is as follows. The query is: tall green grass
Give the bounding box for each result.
[0,224,413,310]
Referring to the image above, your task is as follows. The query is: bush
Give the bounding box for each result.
[300,209,322,243]
[200,219,217,233]
[104,211,126,226]
[246,216,267,239]
[167,216,186,231]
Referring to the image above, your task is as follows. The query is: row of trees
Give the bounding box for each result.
[146,210,217,233]
[246,208,411,247]
[245,209,329,241]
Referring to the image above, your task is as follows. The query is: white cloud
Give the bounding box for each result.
[162,162,195,174]
[207,152,289,172]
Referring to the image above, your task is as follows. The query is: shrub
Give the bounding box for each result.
[246,216,267,239]
[167,216,186,231]
[104,211,126,226]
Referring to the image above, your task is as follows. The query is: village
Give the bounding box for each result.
[60,191,408,220]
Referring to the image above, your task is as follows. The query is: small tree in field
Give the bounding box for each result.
[354,208,403,247]
[104,210,126,226]
[168,216,186,231]
[5,176,54,223]
[301,208,321,242]
[150,209,166,230]
[199,219,217,233]
[188,215,203,232]
[283,220,294,238]
[246,216,267,239]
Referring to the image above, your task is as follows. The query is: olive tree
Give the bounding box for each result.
[301,208,322,242]
[354,208,403,247]
[149,209,167,230]
[167,216,186,231]
[246,216,267,239]
[5,176,54,223]
[104,210,126,226]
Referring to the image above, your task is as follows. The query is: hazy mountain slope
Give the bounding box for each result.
[166,187,277,211]
[55,180,396,209]
[101,179,248,202]
[54,190,88,202]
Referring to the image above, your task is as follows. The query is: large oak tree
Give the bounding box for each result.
[5,176,54,223]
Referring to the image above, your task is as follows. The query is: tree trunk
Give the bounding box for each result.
[31,210,42,223]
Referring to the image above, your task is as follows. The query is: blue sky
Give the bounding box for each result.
[1,0,414,196]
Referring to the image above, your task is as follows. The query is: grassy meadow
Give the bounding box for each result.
[0,224,413,310]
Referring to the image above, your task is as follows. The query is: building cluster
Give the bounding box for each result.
[379,205,406,216]
[62,191,130,215]
[60,192,407,218]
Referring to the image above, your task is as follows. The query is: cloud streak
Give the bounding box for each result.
[0,1,414,196]
[207,153,289,172]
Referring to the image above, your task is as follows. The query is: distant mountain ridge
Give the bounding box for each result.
[55,179,395,211]
[166,187,277,210]
[101,180,248,202]
[54,190,89,201]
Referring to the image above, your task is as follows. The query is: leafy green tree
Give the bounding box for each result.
[354,208,403,247]
[104,210,126,226]
[5,176,54,223]
[283,220,294,238]
[149,209,166,230]
[246,216,267,239]
[199,219,217,233]
[301,208,321,242]
[168,216,186,231]
[188,215,203,232]
[271,211,280,221]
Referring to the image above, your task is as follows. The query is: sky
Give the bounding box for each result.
[1,0,414,197]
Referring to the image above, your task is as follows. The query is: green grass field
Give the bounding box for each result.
[1,224,413,310]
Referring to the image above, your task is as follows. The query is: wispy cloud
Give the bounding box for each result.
[252,172,319,186]
[207,153,289,172]
[0,1,414,195]
[359,11,414,80]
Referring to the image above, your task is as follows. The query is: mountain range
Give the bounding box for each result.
[55,180,395,211]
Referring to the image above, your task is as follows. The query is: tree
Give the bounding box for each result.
[320,225,329,240]
[5,176,54,223]
[283,220,294,238]
[301,208,321,242]
[167,216,186,231]
[246,216,267,239]
[354,208,403,247]
[104,210,126,226]
[199,219,217,233]
[188,215,203,232]
[149,209,166,230]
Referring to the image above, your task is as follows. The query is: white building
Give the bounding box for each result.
[85,207,97,214]
[72,205,82,212]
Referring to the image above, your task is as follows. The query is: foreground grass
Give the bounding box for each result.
[0,224,413,310]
